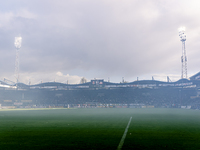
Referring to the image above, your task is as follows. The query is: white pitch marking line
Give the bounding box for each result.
[117,117,132,150]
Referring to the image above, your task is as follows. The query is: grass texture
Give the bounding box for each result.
[0,108,200,150]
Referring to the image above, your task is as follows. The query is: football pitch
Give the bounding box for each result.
[1,108,200,150]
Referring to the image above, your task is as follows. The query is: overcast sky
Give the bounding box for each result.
[1,0,200,84]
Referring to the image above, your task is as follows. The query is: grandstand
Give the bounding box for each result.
[1,72,200,109]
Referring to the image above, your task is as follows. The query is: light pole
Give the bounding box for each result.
[178,27,187,79]
[14,36,22,83]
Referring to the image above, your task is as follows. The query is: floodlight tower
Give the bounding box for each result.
[14,36,22,83]
[179,27,187,79]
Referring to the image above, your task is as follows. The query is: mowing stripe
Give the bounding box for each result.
[117,116,132,150]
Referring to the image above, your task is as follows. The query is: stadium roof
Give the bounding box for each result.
[190,72,200,80]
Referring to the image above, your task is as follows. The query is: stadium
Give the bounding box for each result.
[1,71,200,149]
[0,71,200,109]
[2,2,200,149]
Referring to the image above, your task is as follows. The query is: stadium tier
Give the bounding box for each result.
[1,72,200,108]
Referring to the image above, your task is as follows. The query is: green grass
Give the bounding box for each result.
[0,108,200,149]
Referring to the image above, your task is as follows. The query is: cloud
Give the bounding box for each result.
[7,71,84,84]
[56,71,63,77]
[0,0,200,83]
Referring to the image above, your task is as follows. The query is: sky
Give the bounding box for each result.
[0,0,200,84]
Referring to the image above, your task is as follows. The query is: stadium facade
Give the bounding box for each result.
[1,72,200,109]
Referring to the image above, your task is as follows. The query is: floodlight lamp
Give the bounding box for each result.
[14,37,22,49]
[178,26,185,32]
[179,32,186,41]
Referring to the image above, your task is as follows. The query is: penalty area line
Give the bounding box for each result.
[117,117,132,150]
